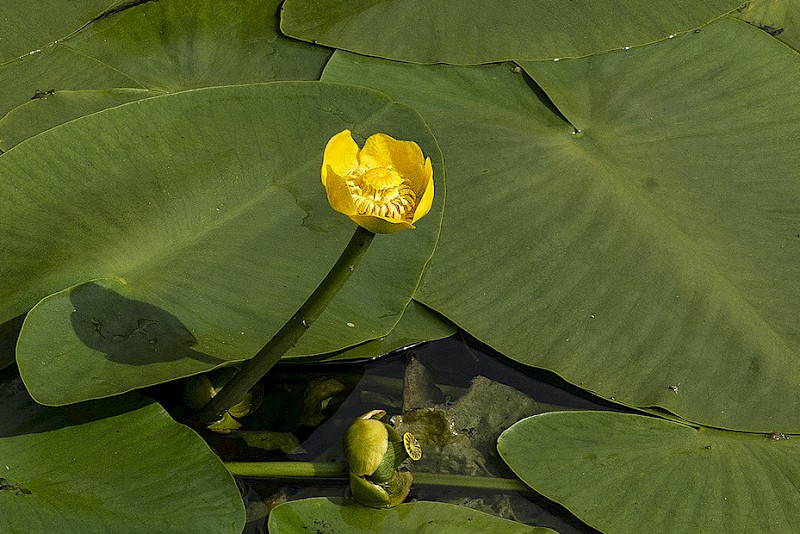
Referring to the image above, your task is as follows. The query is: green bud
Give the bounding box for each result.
[343,410,390,476]
[343,410,419,508]
[348,470,414,509]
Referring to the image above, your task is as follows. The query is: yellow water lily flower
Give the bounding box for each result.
[321,130,434,234]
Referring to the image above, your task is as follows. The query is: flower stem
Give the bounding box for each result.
[195,225,375,425]
[224,461,531,493]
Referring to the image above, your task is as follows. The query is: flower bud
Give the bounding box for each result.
[342,410,421,508]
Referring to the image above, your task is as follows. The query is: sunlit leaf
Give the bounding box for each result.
[499,411,800,533]
[0,0,331,150]
[286,300,457,361]
[734,0,800,51]
[0,0,116,64]
[321,18,800,431]
[67,0,332,91]
[0,89,159,151]
[281,0,741,64]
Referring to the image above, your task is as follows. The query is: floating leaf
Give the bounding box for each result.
[267,497,554,533]
[285,300,457,361]
[0,378,244,533]
[281,0,741,64]
[499,411,800,534]
[0,89,159,152]
[321,18,800,431]
[0,0,116,64]
[0,0,331,149]
[734,0,800,51]
[3,82,443,405]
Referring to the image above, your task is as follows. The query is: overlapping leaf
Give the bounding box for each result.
[735,0,800,51]
[285,300,457,362]
[321,18,800,432]
[0,0,116,63]
[281,0,741,64]
[0,0,331,150]
[499,412,800,533]
[2,82,443,405]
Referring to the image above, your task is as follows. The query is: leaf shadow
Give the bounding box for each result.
[69,282,225,367]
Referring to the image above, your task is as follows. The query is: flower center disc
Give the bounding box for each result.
[403,432,422,461]
[347,167,417,221]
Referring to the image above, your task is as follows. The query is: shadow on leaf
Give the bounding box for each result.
[69,282,225,367]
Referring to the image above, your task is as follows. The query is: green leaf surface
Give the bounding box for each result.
[267,497,554,533]
[281,0,741,64]
[0,89,160,152]
[286,300,457,362]
[4,82,443,405]
[734,0,800,52]
[0,379,244,533]
[498,411,800,534]
[66,0,332,91]
[0,0,117,64]
[0,0,331,150]
[321,17,800,432]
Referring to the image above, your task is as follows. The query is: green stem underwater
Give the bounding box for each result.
[195,225,375,425]
[224,461,531,493]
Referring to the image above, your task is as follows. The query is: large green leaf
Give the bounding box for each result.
[0,0,117,64]
[0,89,159,152]
[3,82,443,405]
[0,0,331,150]
[267,497,554,533]
[321,17,800,432]
[498,411,800,533]
[0,378,244,533]
[281,0,741,64]
[735,0,800,52]
[66,0,332,91]
[285,300,457,362]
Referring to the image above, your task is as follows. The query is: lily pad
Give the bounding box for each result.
[4,82,443,405]
[267,497,555,533]
[0,377,245,533]
[281,0,741,64]
[321,17,800,432]
[0,0,331,149]
[285,300,457,361]
[734,0,800,51]
[66,0,333,91]
[0,89,160,152]
[498,411,800,533]
[0,0,116,63]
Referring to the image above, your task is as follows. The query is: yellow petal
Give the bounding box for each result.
[359,133,426,186]
[350,214,415,234]
[324,165,358,216]
[411,158,434,224]
[321,130,360,186]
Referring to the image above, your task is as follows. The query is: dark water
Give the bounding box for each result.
[240,333,614,533]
